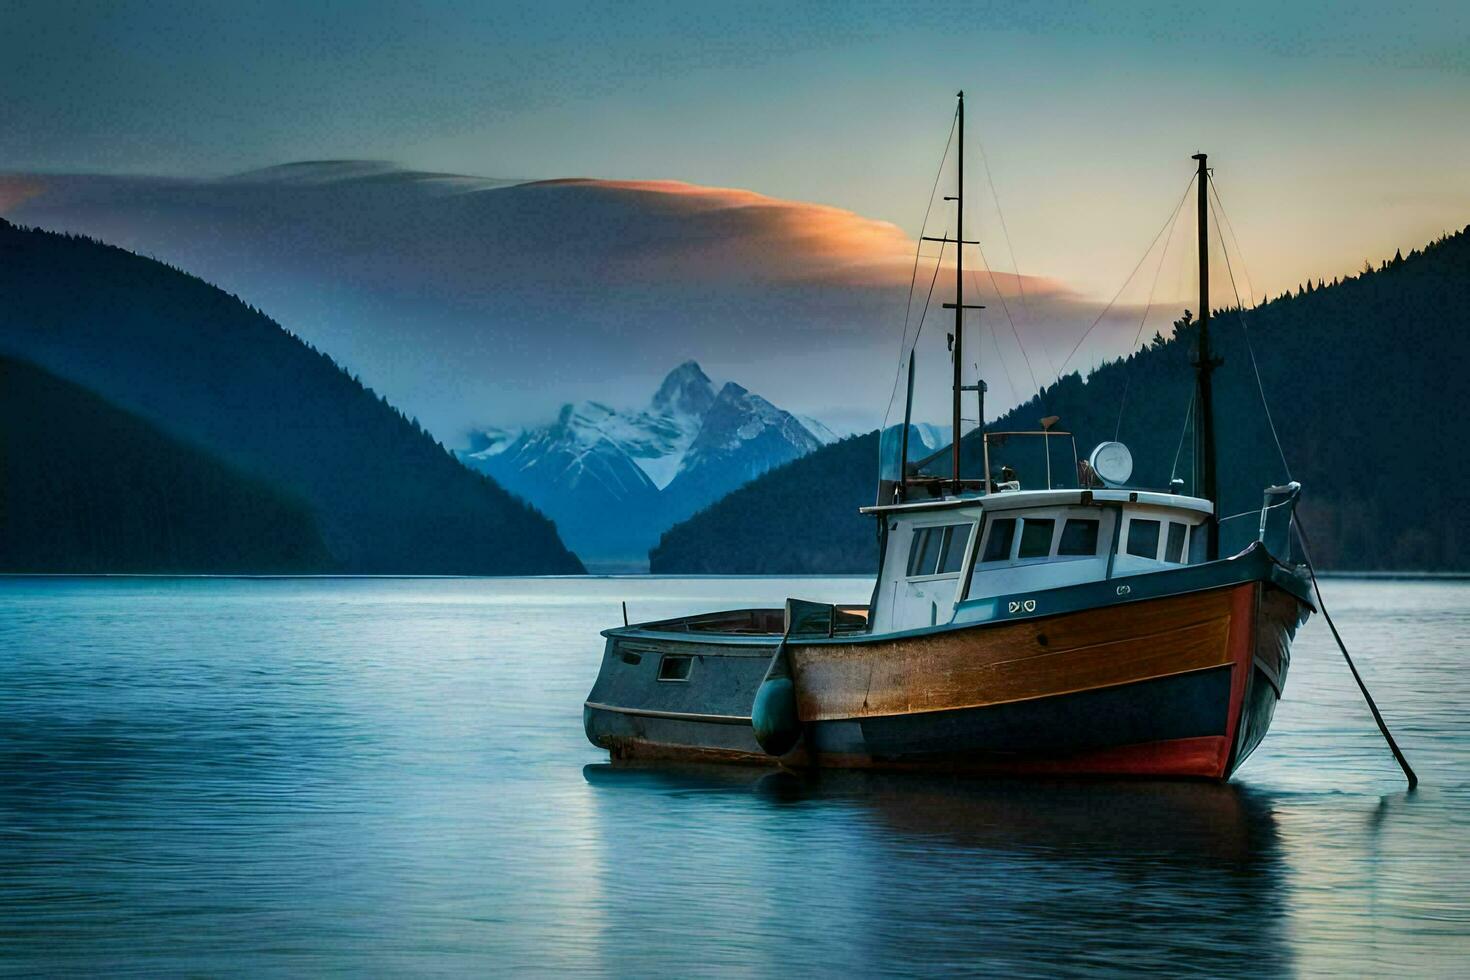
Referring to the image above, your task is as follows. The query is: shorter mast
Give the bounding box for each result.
[1191,152,1221,559]
[951,92,965,486]
[897,355,916,500]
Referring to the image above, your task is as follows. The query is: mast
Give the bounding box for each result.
[951,91,965,486]
[1191,152,1220,560]
[918,92,983,492]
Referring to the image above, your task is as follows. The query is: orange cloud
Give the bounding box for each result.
[0,177,46,213]
[527,178,1070,295]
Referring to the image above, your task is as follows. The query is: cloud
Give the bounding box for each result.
[1,163,1135,439]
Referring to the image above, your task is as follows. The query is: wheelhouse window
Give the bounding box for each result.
[981,518,1016,563]
[1017,518,1055,560]
[1165,522,1188,563]
[907,523,973,577]
[1126,519,1162,559]
[1058,518,1100,556]
[937,524,972,574]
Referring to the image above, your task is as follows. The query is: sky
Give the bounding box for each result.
[3,1,1468,435]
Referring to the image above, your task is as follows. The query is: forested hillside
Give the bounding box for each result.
[0,219,582,574]
[651,226,1470,573]
[1,357,330,573]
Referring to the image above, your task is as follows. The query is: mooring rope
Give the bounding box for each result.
[1295,518,1419,789]
[1206,178,1413,788]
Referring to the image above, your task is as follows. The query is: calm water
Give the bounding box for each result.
[1,576,1466,976]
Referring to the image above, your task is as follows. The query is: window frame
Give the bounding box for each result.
[905,520,978,581]
[1057,516,1102,557]
[656,654,694,682]
[979,516,1019,565]
[1118,512,1197,563]
[1164,521,1189,564]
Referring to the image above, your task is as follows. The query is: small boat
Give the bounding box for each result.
[584,93,1315,780]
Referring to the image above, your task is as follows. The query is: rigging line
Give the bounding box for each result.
[1217,496,1299,524]
[897,243,953,476]
[881,110,958,429]
[1295,518,1419,789]
[973,242,1039,396]
[913,236,948,350]
[1057,174,1196,378]
[1170,387,1196,487]
[1208,177,1256,304]
[1115,184,1189,441]
[1208,183,1292,481]
[983,314,1018,405]
[967,259,1026,408]
[975,137,1056,383]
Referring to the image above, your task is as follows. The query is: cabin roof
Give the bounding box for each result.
[859,488,1214,518]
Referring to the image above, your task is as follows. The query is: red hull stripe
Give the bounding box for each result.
[868,735,1234,779]
[1220,583,1259,776]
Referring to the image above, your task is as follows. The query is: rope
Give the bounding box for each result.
[1169,388,1195,490]
[1115,187,1189,441]
[966,258,1025,407]
[1216,495,1299,524]
[1208,179,1292,482]
[976,136,1057,384]
[881,110,957,432]
[1058,174,1196,377]
[985,315,1022,408]
[973,243,1039,396]
[1295,518,1419,789]
[911,225,949,356]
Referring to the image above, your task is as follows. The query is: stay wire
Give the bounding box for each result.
[1058,175,1196,377]
[973,243,1039,396]
[1115,187,1188,441]
[882,110,958,431]
[967,258,1026,410]
[1207,180,1292,482]
[975,136,1057,384]
[1169,388,1195,491]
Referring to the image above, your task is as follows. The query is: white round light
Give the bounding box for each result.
[1089,441,1133,488]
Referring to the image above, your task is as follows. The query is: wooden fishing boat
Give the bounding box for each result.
[584,94,1315,780]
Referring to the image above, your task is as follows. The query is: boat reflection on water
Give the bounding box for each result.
[583,763,1292,974]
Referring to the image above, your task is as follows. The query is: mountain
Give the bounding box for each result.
[660,380,828,525]
[461,361,833,564]
[1,357,332,574]
[651,226,1470,573]
[0,219,583,574]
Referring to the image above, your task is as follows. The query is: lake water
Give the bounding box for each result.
[1,576,1466,976]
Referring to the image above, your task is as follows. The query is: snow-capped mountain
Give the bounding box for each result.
[461,362,837,565]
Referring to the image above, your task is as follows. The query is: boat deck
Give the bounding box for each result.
[631,605,871,637]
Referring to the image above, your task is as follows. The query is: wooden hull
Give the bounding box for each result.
[585,549,1312,779]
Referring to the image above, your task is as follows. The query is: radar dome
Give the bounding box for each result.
[1089,442,1133,488]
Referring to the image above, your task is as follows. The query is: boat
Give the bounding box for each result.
[583,93,1315,780]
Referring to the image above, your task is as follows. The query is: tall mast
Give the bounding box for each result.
[951,91,965,486]
[1192,152,1220,560]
